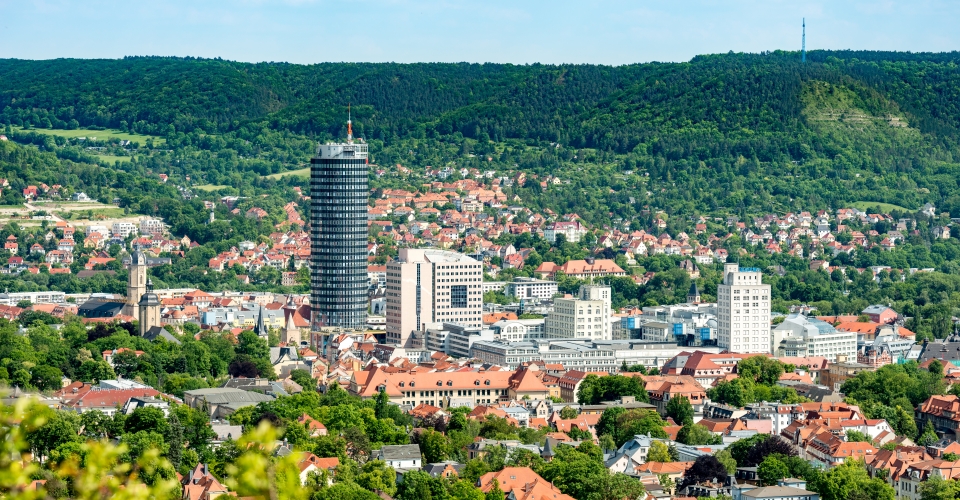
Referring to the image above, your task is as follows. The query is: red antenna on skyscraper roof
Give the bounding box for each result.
[347,103,353,143]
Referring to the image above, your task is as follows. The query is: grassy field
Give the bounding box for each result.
[13,126,165,145]
[194,184,230,191]
[96,154,133,163]
[265,167,309,179]
[61,207,127,219]
[849,201,912,213]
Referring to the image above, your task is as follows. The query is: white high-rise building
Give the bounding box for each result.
[385,249,484,347]
[545,285,613,340]
[717,263,771,353]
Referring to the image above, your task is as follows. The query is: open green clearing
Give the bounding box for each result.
[264,167,309,179]
[13,126,166,145]
[194,184,230,191]
[60,207,127,219]
[849,201,912,213]
[95,154,133,163]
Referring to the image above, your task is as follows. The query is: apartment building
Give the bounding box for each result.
[112,222,139,238]
[349,365,550,407]
[0,291,66,305]
[139,217,165,235]
[544,221,587,243]
[717,263,771,353]
[386,249,484,347]
[545,285,612,340]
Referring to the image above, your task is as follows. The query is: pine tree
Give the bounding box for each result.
[375,389,389,419]
[165,412,185,471]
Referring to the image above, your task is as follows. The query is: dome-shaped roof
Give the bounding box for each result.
[171,310,184,319]
[131,249,147,266]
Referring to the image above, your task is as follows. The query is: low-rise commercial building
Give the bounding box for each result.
[505,277,558,300]
[469,338,719,371]
[773,314,857,362]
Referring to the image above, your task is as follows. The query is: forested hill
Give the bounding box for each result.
[5,51,960,218]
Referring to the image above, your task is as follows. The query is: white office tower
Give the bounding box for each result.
[545,285,613,340]
[717,263,771,353]
[385,249,484,347]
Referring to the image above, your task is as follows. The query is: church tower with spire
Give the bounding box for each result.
[124,249,148,317]
[687,282,701,304]
[253,305,268,338]
[282,295,301,345]
[138,278,161,336]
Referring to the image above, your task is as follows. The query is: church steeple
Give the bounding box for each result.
[687,282,701,303]
[138,278,161,337]
[282,295,301,345]
[254,305,267,338]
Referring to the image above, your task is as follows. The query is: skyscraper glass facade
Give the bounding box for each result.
[310,141,369,329]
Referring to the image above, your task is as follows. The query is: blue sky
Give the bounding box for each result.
[1,0,957,64]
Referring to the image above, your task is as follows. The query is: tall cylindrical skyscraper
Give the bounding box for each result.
[310,119,369,332]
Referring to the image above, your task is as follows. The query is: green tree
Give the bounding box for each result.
[417,429,449,464]
[737,356,788,386]
[357,460,397,497]
[120,430,169,462]
[593,473,646,500]
[76,359,116,383]
[374,389,390,419]
[919,422,940,447]
[236,330,269,359]
[845,431,873,443]
[808,459,895,500]
[919,475,960,500]
[395,470,442,500]
[567,426,593,441]
[25,409,81,464]
[559,406,579,420]
[666,396,694,426]
[715,449,737,475]
[677,424,721,446]
[125,407,169,435]
[647,441,672,462]
[30,365,63,391]
[165,412,185,471]
[485,479,504,500]
[599,435,617,453]
[757,456,789,486]
[613,410,668,447]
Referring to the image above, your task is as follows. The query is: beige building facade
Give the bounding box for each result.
[386,249,483,347]
[545,285,612,340]
[717,263,771,353]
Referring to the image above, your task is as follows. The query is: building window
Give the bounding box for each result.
[450,285,468,308]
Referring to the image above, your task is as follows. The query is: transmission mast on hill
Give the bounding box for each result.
[802,18,806,63]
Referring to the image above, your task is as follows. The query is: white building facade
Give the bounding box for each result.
[717,263,772,353]
[545,285,612,340]
[773,313,857,362]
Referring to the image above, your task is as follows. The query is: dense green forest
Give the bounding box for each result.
[4,51,960,223]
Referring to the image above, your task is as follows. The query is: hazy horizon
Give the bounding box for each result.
[1,1,958,65]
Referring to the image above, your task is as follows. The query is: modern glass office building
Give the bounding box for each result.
[310,124,369,330]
